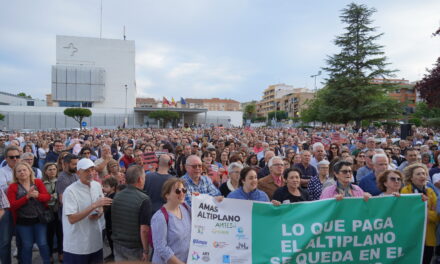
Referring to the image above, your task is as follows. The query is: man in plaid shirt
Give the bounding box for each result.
[182,155,222,206]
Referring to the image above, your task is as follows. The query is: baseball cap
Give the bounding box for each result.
[77,158,95,171]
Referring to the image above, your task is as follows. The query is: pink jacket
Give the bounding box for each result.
[320,184,364,199]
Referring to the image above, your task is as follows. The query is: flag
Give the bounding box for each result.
[162,97,170,105]
[180,97,187,105]
[171,97,176,106]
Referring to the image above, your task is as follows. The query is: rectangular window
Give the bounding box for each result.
[26,101,35,106]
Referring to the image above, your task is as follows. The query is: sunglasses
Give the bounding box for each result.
[339,170,352,174]
[8,155,20,159]
[175,188,187,195]
[389,177,401,182]
[83,152,91,155]
[189,164,202,169]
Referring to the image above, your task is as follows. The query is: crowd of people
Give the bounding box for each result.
[0,124,439,263]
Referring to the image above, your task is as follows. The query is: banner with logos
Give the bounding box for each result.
[188,194,425,264]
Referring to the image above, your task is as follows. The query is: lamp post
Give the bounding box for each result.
[310,71,321,127]
[124,84,128,128]
[310,71,322,92]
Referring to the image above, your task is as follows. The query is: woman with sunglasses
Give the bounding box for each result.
[328,144,340,162]
[151,178,191,264]
[320,161,370,201]
[377,170,402,196]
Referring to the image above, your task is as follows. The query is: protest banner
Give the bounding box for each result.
[187,194,425,264]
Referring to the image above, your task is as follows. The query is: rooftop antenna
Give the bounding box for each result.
[99,0,103,38]
[123,25,126,40]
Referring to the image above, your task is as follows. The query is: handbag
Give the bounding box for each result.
[35,199,54,224]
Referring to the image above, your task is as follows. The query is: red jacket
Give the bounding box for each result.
[120,155,135,169]
[6,179,51,224]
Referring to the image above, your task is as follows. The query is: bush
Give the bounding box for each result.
[408,118,422,127]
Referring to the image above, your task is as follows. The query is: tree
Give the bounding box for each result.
[415,57,440,108]
[413,102,440,119]
[63,108,92,130]
[0,113,4,121]
[244,104,256,120]
[149,110,179,128]
[268,110,288,121]
[307,3,401,127]
[17,92,31,98]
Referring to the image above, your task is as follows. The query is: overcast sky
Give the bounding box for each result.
[1,0,439,102]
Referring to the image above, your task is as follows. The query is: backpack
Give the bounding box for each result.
[148,203,191,248]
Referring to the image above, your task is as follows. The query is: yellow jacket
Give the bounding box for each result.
[401,185,439,247]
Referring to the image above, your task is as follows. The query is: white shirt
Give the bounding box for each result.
[62,180,105,255]
[0,165,13,192]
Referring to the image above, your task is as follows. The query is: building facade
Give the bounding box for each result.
[372,78,417,113]
[51,35,136,109]
[256,84,314,118]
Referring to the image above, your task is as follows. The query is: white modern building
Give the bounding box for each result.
[0,35,243,130]
[52,35,136,109]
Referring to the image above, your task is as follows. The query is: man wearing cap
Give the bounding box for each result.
[62,158,112,263]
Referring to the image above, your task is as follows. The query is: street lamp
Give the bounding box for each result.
[310,71,322,92]
[124,84,128,128]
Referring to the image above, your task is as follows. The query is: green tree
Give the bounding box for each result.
[149,110,179,128]
[268,110,288,121]
[244,104,256,120]
[413,102,440,119]
[17,92,31,98]
[307,3,401,127]
[0,113,4,121]
[63,108,92,130]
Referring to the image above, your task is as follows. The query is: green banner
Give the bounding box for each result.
[252,195,426,264]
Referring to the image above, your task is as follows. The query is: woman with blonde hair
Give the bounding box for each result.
[401,163,439,264]
[7,161,51,264]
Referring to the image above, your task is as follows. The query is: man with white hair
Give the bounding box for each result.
[310,142,327,169]
[258,156,285,200]
[182,155,222,206]
[359,153,389,196]
[62,158,112,263]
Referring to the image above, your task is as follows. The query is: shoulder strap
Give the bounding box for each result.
[182,203,191,219]
[160,206,169,225]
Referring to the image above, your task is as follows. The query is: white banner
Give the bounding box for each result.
[187,194,253,264]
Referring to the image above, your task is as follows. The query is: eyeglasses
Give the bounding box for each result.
[389,177,401,182]
[331,147,338,150]
[175,188,187,195]
[339,170,352,174]
[271,164,284,167]
[358,155,366,157]
[8,155,20,159]
[188,164,202,169]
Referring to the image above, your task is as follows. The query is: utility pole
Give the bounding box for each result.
[124,84,128,128]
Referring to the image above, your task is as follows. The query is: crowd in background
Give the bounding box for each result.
[0,124,440,263]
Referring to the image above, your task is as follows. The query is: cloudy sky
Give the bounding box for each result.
[1,0,439,102]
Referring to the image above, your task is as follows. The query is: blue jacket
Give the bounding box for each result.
[359,171,381,196]
[227,187,269,202]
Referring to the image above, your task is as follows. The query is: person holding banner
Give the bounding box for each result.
[401,163,439,264]
[320,161,370,200]
[227,167,270,202]
[377,170,403,196]
[182,155,222,206]
[151,178,191,264]
[273,167,310,204]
